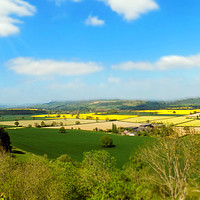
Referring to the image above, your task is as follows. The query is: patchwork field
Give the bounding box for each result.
[32,113,138,120]
[0,118,99,127]
[135,109,200,115]
[47,121,142,131]
[7,128,153,168]
[176,120,200,127]
[122,116,175,123]
[154,116,194,125]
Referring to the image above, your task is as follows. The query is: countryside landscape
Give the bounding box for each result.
[1,0,200,199]
[0,99,200,199]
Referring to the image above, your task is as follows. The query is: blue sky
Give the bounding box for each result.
[1,0,200,105]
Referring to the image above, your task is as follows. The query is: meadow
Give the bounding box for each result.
[7,128,153,168]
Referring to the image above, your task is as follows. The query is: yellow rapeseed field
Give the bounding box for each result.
[176,120,200,127]
[31,113,138,121]
[135,109,200,115]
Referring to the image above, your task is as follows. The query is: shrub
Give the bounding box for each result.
[14,121,19,127]
[100,135,114,148]
[59,127,66,133]
[75,121,80,125]
[57,154,72,163]
[27,124,32,128]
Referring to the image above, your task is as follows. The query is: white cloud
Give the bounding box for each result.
[0,0,36,37]
[52,0,81,6]
[85,15,105,26]
[112,54,200,71]
[7,57,103,76]
[99,0,159,21]
[108,77,120,84]
[50,79,86,90]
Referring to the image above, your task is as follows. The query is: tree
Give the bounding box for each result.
[112,123,118,133]
[59,126,66,133]
[75,121,80,125]
[140,135,200,200]
[0,128,11,152]
[14,121,19,127]
[41,121,46,127]
[100,135,114,147]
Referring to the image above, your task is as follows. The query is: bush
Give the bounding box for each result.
[75,121,80,125]
[59,127,66,133]
[100,135,114,148]
[14,121,19,127]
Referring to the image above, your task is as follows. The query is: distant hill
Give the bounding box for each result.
[28,98,200,111]
[169,98,200,106]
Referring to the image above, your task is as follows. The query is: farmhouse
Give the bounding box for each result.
[122,123,154,136]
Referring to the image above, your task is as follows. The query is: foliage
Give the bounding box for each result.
[75,121,80,125]
[0,128,11,153]
[100,135,114,147]
[40,121,46,127]
[7,128,152,168]
[140,135,200,200]
[59,127,66,133]
[112,123,118,133]
[14,121,19,127]
[0,134,199,200]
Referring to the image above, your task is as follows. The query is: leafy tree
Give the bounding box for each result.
[41,121,46,127]
[27,124,32,128]
[112,123,118,133]
[0,128,11,152]
[100,135,114,147]
[75,121,80,125]
[59,126,66,133]
[140,135,200,200]
[14,121,19,127]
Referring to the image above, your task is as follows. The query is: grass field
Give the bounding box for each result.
[7,128,153,168]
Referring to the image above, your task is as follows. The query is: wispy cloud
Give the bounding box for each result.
[85,15,105,26]
[0,0,36,37]
[99,0,159,21]
[51,0,81,6]
[7,57,103,76]
[108,77,121,84]
[112,54,200,71]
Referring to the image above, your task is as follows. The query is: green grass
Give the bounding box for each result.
[7,128,153,168]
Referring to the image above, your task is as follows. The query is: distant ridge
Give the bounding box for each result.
[26,98,200,111]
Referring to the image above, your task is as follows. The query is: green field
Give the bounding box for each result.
[7,128,153,168]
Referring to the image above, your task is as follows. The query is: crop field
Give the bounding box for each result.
[135,109,200,115]
[0,115,37,121]
[7,128,153,168]
[47,121,142,131]
[176,120,200,127]
[32,113,138,121]
[122,116,175,123]
[154,116,195,125]
[0,118,99,127]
